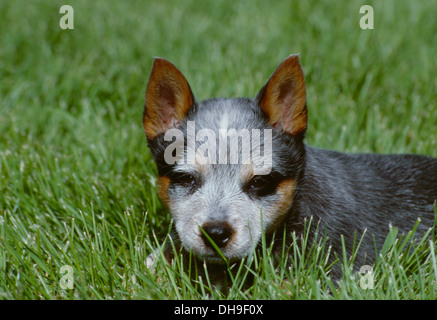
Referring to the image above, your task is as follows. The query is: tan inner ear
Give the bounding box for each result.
[258,55,307,136]
[143,58,194,140]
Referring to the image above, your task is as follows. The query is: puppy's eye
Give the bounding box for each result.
[244,174,282,198]
[174,173,197,187]
[249,176,266,191]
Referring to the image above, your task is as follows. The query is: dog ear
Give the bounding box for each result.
[255,54,307,136]
[143,58,195,139]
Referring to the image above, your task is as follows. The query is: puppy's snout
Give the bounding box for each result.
[201,222,233,249]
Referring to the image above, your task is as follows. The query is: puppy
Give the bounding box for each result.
[142,55,437,278]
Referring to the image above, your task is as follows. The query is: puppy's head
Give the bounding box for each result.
[143,55,307,263]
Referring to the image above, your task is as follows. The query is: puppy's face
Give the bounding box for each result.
[143,56,307,262]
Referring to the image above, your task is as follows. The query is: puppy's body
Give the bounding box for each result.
[290,147,436,268]
[143,55,437,277]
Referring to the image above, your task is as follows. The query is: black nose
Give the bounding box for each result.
[201,222,233,249]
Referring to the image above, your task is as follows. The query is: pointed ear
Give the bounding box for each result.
[256,54,307,136]
[143,58,195,139]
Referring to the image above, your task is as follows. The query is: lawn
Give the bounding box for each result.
[0,0,436,300]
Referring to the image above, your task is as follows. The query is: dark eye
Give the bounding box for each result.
[173,173,197,187]
[249,176,266,191]
[244,173,282,198]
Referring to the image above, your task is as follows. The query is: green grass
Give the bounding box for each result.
[1,0,436,299]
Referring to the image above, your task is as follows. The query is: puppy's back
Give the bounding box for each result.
[292,146,437,263]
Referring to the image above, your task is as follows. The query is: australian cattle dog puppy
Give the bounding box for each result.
[142,55,437,279]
